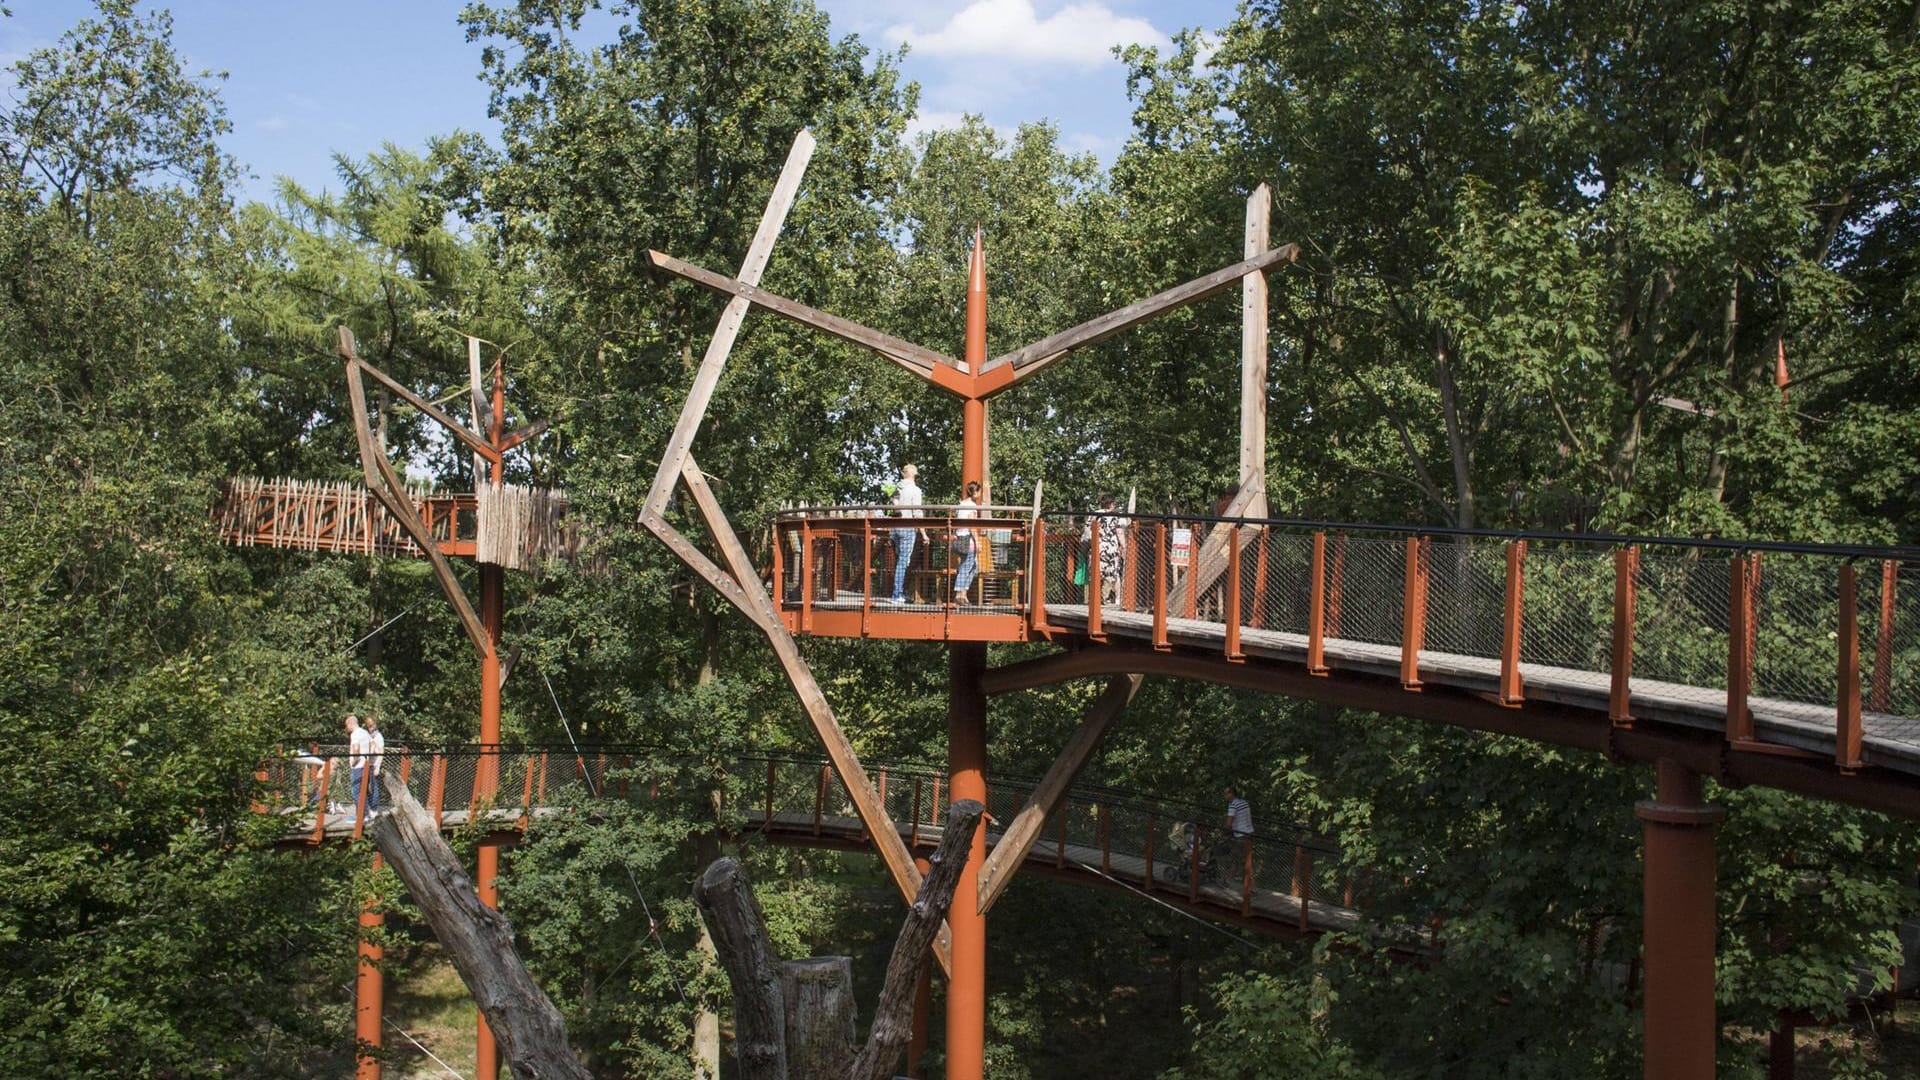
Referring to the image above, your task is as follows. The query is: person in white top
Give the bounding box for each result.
[346,714,371,813]
[364,714,385,814]
[953,480,982,603]
[888,464,923,603]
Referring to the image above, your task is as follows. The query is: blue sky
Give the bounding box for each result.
[3,0,1239,205]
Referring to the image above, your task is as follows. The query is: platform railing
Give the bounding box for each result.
[1038,511,1920,768]
[771,506,1033,629]
[261,746,1355,931]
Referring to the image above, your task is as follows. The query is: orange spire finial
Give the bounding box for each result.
[965,227,987,373]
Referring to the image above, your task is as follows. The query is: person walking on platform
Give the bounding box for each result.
[364,714,385,814]
[953,480,982,604]
[888,464,923,604]
[346,713,371,814]
[1223,785,1255,876]
[1082,493,1128,608]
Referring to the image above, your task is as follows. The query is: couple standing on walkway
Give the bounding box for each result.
[886,463,983,605]
[345,713,385,815]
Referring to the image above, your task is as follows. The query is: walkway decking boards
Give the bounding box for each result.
[1041,604,1920,773]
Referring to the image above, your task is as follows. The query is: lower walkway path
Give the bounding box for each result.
[265,746,1361,939]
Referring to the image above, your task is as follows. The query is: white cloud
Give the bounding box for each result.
[257,114,289,132]
[886,0,1169,68]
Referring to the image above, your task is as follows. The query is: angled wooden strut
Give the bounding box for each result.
[342,330,489,654]
[976,673,1141,914]
[636,131,953,974]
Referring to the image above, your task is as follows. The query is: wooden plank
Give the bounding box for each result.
[466,336,489,488]
[643,131,815,520]
[640,508,953,975]
[975,674,1142,914]
[647,249,951,381]
[350,344,501,466]
[978,244,1300,383]
[343,346,489,654]
[681,455,779,624]
[1241,184,1270,494]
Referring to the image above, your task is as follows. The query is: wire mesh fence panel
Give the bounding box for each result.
[1422,538,1506,662]
[1751,554,1842,708]
[1039,525,1081,609]
[1632,551,1733,710]
[1877,567,1920,719]
[1246,530,1315,637]
[1519,545,1616,674]
[1328,535,1406,648]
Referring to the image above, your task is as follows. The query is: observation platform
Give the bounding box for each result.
[773,507,1920,803]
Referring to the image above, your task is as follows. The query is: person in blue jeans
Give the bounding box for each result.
[889,464,923,603]
[953,481,982,603]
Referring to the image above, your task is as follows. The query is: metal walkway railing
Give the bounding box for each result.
[260,746,1360,936]
[772,508,1920,778]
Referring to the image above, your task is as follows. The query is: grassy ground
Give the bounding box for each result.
[382,943,477,1080]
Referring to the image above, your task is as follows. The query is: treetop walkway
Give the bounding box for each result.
[773,505,1920,807]
[264,745,1357,938]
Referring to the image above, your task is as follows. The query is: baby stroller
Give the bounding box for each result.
[1174,822,1224,885]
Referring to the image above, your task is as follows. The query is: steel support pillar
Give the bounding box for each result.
[1636,759,1724,1080]
[476,557,504,1080]
[356,857,384,1080]
[947,642,989,1080]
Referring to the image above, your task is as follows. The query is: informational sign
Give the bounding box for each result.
[1170,527,1193,567]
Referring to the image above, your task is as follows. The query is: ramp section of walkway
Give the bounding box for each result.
[262,747,1360,938]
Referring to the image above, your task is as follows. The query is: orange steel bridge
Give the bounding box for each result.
[770,506,1920,808]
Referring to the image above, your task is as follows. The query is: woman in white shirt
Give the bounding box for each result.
[953,481,982,603]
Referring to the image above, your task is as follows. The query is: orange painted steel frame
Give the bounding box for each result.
[944,235,992,1080]
[356,856,384,1080]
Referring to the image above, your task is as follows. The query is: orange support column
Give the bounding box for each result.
[1029,518,1050,632]
[475,839,500,1080]
[1224,525,1244,661]
[1637,760,1724,1080]
[1087,516,1105,640]
[356,857,385,1080]
[947,644,989,1080]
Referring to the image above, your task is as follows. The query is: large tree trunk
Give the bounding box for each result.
[369,782,591,1080]
[695,800,985,1080]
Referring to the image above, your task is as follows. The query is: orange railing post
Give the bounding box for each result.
[1144,813,1156,889]
[1293,844,1310,931]
[518,756,535,832]
[1241,841,1255,918]
[312,758,333,844]
[429,754,446,830]
[1871,560,1897,713]
[814,765,828,836]
[1122,520,1140,612]
[1400,537,1429,690]
[1307,532,1329,675]
[1099,803,1111,876]
[1838,564,1864,771]
[862,518,874,634]
[800,518,815,634]
[1499,540,1527,706]
[772,519,786,622]
[911,777,923,848]
[1153,522,1170,651]
[1225,525,1245,662]
[1611,546,1639,726]
[1728,554,1756,742]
